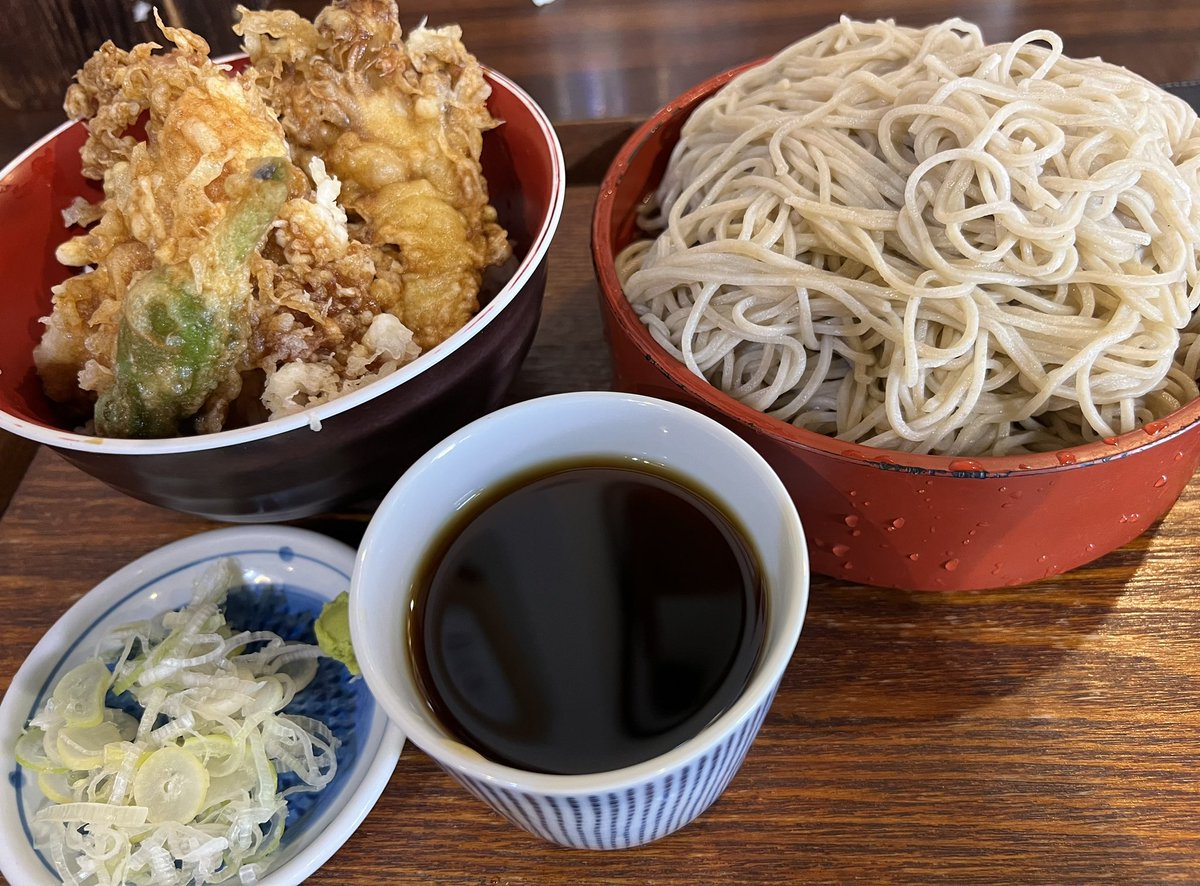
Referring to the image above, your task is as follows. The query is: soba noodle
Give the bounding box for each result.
[616,18,1200,456]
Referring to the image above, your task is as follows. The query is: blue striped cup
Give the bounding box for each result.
[351,392,809,849]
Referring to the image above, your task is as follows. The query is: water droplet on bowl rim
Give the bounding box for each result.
[943,558,961,572]
[832,543,851,557]
[844,514,860,528]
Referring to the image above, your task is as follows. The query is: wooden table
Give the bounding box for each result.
[5,1,1200,882]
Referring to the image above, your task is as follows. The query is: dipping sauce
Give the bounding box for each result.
[409,459,766,775]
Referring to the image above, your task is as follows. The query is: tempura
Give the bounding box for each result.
[33,0,510,437]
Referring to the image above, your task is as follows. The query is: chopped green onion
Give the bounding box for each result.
[52,659,112,728]
[16,558,343,885]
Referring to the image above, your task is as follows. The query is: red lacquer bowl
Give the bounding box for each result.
[591,63,1200,591]
[0,65,565,522]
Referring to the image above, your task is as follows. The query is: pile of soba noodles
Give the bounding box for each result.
[616,18,1200,456]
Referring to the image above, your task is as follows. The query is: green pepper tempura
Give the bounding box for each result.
[94,159,289,438]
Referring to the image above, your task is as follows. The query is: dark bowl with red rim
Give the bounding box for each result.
[591,63,1200,591]
[0,66,565,521]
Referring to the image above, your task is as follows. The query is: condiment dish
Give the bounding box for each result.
[0,526,405,885]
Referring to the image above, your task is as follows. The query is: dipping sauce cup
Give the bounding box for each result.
[350,391,809,849]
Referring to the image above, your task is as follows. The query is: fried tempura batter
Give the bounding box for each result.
[35,19,297,430]
[247,156,419,421]
[96,159,289,438]
[35,0,509,435]
[238,0,511,349]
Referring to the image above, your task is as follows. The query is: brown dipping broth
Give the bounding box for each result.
[408,457,767,776]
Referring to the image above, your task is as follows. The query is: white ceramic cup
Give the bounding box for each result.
[350,391,809,849]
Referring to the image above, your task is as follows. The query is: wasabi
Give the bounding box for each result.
[316,591,360,676]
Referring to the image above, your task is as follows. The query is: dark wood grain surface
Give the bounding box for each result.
[4,1,1200,882]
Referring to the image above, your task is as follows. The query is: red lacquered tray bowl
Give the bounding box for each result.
[0,61,565,522]
[591,62,1200,591]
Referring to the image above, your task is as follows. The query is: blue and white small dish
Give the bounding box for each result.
[0,526,405,885]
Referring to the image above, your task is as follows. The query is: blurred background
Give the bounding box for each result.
[2,0,1199,149]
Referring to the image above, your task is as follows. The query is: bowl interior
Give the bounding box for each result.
[601,63,755,264]
[0,67,555,434]
[0,120,85,428]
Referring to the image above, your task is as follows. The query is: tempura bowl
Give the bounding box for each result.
[591,63,1200,591]
[0,66,565,521]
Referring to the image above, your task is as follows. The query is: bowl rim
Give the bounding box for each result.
[350,389,811,795]
[0,64,566,455]
[590,60,1200,479]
